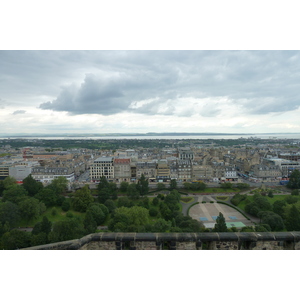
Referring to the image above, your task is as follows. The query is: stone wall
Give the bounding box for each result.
[21,232,300,250]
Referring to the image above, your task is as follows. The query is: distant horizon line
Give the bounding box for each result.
[0,132,299,138]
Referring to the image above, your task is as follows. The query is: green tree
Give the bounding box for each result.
[258,211,284,231]
[32,216,52,236]
[119,181,129,193]
[72,185,94,212]
[127,183,140,200]
[61,199,71,212]
[152,197,159,206]
[2,185,28,204]
[114,206,150,227]
[19,198,42,223]
[285,205,300,231]
[285,195,298,205]
[245,195,272,217]
[35,188,57,207]
[49,217,85,243]
[136,174,149,195]
[104,199,117,213]
[98,176,109,191]
[213,212,228,232]
[170,179,177,190]
[87,203,106,225]
[0,180,5,197]
[152,218,172,232]
[117,196,133,208]
[291,189,299,196]
[22,175,43,196]
[1,229,31,249]
[236,183,250,190]
[31,233,48,247]
[98,188,111,203]
[40,216,52,235]
[83,210,97,234]
[157,182,165,191]
[2,176,17,189]
[0,201,20,228]
[287,169,300,189]
[273,200,287,218]
[149,207,159,217]
[220,182,233,190]
[48,177,68,195]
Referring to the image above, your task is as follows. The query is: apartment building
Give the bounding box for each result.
[263,158,300,177]
[192,164,213,180]
[224,166,238,181]
[177,159,192,181]
[90,157,114,182]
[179,150,194,161]
[251,164,281,180]
[114,158,131,182]
[31,166,75,184]
[136,161,157,181]
[156,160,170,181]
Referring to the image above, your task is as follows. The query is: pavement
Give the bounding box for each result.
[181,193,259,227]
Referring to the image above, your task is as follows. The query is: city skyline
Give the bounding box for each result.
[1,50,300,135]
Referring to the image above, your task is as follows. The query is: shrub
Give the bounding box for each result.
[152,197,159,206]
[149,207,158,217]
[62,199,71,212]
[66,211,73,218]
[51,208,57,216]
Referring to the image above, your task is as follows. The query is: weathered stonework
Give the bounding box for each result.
[134,241,157,250]
[80,241,116,250]
[176,241,197,250]
[215,241,239,250]
[251,241,284,250]
[21,232,300,250]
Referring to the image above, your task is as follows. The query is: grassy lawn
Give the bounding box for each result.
[181,197,194,203]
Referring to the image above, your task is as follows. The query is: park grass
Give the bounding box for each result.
[181,197,194,203]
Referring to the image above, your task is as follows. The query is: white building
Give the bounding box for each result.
[90,157,114,182]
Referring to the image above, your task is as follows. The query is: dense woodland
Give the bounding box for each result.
[0,137,294,151]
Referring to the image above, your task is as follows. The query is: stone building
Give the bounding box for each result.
[192,164,213,181]
[136,161,157,181]
[177,159,192,181]
[114,158,131,182]
[90,157,114,182]
[156,160,170,182]
[31,166,75,184]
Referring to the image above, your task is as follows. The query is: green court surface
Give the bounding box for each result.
[225,222,246,228]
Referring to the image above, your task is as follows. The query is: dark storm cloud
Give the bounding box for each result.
[12,110,26,115]
[40,74,128,115]
[2,50,300,116]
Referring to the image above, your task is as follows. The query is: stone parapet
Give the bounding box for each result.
[21,232,300,250]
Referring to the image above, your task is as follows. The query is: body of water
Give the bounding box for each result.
[1,133,300,140]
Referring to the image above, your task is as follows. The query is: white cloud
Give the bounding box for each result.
[1,50,300,134]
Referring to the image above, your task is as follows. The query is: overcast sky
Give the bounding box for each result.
[1,50,300,135]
